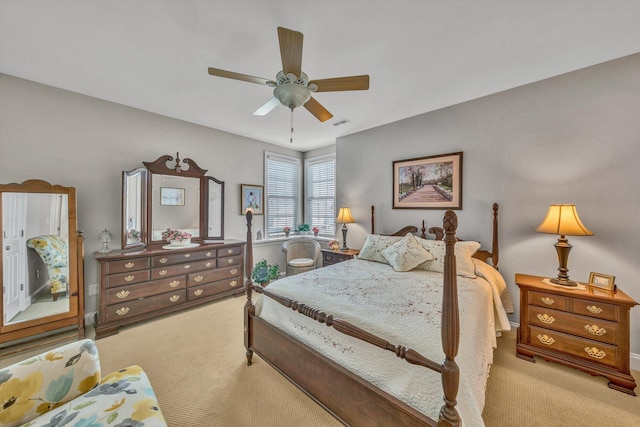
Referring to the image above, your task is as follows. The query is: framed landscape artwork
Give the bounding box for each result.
[160,187,185,206]
[393,152,463,209]
[241,184,264,215]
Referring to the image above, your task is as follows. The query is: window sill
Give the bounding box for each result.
[252,235,333,247]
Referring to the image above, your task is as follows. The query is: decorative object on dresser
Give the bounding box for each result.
[321,248,359,267]
[588,271,616,295]
[535,204,593,286]
[121,152,225,251]
[0,179,85,355]
[95,241,245,338]
[98,228,112,253]
[335,207,355,250]
[515,273,637,395]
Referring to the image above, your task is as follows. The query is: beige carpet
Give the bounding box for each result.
[3,296,639,426]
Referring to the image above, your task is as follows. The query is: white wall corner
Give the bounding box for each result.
[85,312,97,326]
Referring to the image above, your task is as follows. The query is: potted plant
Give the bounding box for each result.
[161,228,192,246]
[252,259,280,286]
[312,226,319,236]
[283,226,291,237]
[298,224,310,234]
[127,229,141,242]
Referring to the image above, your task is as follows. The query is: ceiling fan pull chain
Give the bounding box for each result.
[290,107,294,143]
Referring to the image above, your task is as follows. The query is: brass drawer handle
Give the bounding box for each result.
[230,268,238,275]
[537,314,555,324]
[540,297,555,305]
[184,253,191,258]
[229,280,237,287]
[206,252,213,257]
[584,347,606,359]
[206,262,213,268]
[116,307,130,316]
[169,295,181,303]
[116,290,130,299]
[184,264,191,269]
[227,249,234,254]
[194,289,204,296]
[158,270,168,276]
[227,258,234,264]
[169,280,181,288]
[537,334,555,346]
[124,275,135,282]
[584,324,607,336]
[125,262,135,268]
[586,305,603,314]
[159,257,168,264]
[194,275,204,283]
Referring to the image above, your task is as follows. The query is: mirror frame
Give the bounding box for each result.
[123,153,225,248]
[0,179,81,339]
[121,168,148,250]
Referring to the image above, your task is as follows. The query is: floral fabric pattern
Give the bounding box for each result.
[412,235,481,278]
[26,235,69,294]
[356,234,403,264]
[381,234,434,271]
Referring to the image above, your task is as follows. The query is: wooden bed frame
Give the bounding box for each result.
[243,204,499,427]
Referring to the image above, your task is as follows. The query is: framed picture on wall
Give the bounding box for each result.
[160,187,185,206]
[241,184,264,215]
[392,151,463,209]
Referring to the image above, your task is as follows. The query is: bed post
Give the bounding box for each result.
[491,203,499,269]
[438,210,461,427]
[371,205,375,234]
[244,210,255,366]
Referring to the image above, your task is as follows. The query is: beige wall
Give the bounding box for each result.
[336,54,640,363]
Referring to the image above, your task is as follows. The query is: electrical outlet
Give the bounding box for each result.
[89,284,97,296]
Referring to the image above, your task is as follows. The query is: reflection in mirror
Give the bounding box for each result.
[122,168,147,249]
[2,192,70,325]
[207,177,224,239]
[151,174,201,241]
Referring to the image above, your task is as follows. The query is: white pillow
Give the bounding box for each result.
[413,234,481,278]
[381,234,434,272]
[357,234,403,264]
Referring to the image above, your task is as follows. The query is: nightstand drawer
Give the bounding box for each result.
[529,291,569,311]
[572,298,619,322]
[529,325,618,368]
[528,306,618,345]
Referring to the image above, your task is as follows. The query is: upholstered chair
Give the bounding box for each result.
[282,238,321,276]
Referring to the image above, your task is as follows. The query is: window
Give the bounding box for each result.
[265,152,301,237]
[305,154,335,237]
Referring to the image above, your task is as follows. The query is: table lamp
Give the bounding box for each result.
[336,207,355,251]
[535,204,593,286]
[98,228,113,253]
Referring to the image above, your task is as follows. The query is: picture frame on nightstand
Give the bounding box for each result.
[588,271,616,295]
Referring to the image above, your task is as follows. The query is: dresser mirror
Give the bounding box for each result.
[122,153,224,249]
[0,179,84,348]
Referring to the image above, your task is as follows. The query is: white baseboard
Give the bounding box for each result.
[508,321,640,371]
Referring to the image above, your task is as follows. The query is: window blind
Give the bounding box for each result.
[266,152,300,237]
[305,154,335,236]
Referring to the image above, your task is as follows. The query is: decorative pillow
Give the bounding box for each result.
[381,234,434,272]
[413,235,481,278]
[356,234,403,264]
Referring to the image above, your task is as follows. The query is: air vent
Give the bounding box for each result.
[332,118,350,127]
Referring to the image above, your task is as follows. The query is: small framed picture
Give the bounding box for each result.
[160,187,185,206]
[588,272,616,292]
[241,184,264,215]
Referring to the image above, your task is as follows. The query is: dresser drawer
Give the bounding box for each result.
[217,254,242,268]
[529,325,618,368]
[187,277,243,301]
[152,250,216,267]
[106,269,151,288]
[187,266,241,287]
[529,291,569,311]
[528,306,618,345]
[105,289,186,323]
[106,275,187,305]
[572,298,619,322]
[104,257,150,274]
[219,246,243,257]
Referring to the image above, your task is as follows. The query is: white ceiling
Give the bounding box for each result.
[1,1,639,151]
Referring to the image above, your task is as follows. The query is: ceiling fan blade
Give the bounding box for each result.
[304,97,333,122]
[309,75,370,92]
[253,97,281,116]
[277,27,303,77]
[207,67,272,86]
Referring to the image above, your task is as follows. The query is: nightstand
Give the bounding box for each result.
[321,249,359,267]
[515,273,638,395]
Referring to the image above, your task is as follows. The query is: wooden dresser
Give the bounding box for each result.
[515,273,638,395]
[321,249,359,267]
[95,241,245,338]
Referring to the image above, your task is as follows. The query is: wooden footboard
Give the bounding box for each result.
[242,208,490,427]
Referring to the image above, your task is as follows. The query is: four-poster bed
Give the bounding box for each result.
[243,204,509,426]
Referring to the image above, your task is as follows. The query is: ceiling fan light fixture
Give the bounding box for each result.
[273,83,311,109]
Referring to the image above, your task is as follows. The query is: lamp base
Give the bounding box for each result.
[549,277,578,287]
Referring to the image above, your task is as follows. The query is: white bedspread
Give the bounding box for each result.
[255,258,511,426]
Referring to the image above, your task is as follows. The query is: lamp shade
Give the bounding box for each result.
[536,204,593,236]
[336,207,355,224]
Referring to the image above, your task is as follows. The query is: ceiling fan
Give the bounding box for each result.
[207,27,369,123]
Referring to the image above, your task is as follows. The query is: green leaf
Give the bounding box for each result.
[45,370,74,402]
[107,411,119,423]
[72,399,97,410]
